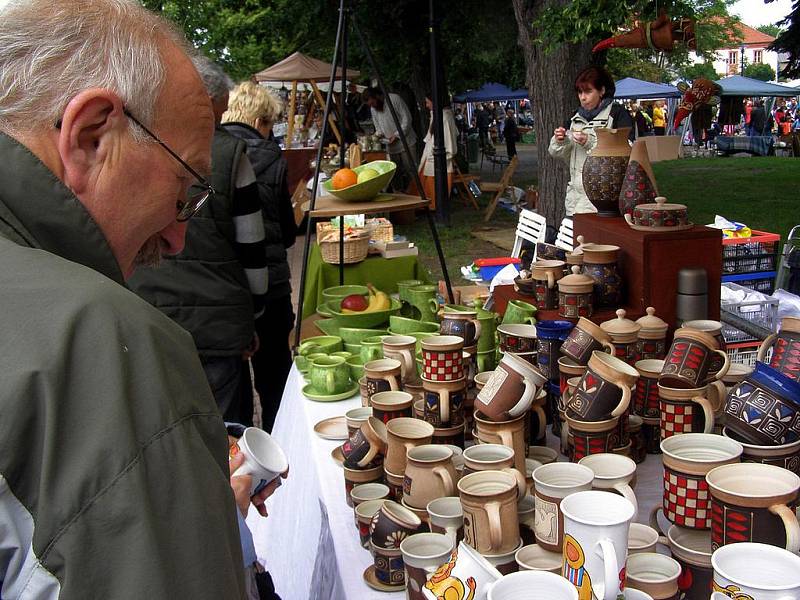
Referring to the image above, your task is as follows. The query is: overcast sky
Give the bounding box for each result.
[732,0,793,27]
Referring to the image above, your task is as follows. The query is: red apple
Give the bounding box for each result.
[341,294,368,312]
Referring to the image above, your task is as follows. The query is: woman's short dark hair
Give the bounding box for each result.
[575,66,615,99]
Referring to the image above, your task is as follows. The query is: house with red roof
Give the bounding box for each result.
[702,21,779,80]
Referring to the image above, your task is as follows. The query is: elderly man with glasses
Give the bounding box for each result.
[0,1,268,598]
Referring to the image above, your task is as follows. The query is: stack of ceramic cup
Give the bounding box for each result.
[419,335,468,449]
[558,317,639,461]
[339,416,389,508]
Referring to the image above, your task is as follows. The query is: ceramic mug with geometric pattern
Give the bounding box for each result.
[560,316,616,366]
[659,434,742,530]
[421,336,465,382]
[758,316,800,381]
[660,328,730,390]
[633,359,664,420]
[566,351,638,422]
[657,383,719,441]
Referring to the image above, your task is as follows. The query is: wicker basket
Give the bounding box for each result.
[366,218,394,243]
[318,228,371,264]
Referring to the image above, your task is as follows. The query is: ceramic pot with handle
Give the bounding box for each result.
[532,260,566,310]
[558,266,595,320]
[581,243,623,308]
[758,316,800,381]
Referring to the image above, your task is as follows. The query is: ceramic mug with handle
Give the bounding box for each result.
[711,542,800,600]
[578,453,639,519]
[458,470,521,555]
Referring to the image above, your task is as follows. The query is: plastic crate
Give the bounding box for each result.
[726,342,762,368]
[474,257,521,281]
[722,230,780,275]
[722,272,776,294]
[720,282,779,342]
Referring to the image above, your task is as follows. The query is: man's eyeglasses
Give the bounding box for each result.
[122,109,215,222]
[56,108,215,222]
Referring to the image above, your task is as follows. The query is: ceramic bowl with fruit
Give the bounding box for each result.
[321,285,369,305]
[322,160,396,202]
[324,285,400,328]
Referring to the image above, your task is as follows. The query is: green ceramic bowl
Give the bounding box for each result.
[338,327,388,345]
[322,160,397,202]
[324,298,401,329]
[314,319,340,337]
[331,351,353,360]
[346,355,366,381]
[301,335,343,354]
[344,343,362,354]
[389,315,440,335]
[321,285,370,304]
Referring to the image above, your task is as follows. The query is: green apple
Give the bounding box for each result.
[356,168,379,184]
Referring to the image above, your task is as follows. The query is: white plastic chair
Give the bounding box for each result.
[511,209,547,259]
[554,217,575,252]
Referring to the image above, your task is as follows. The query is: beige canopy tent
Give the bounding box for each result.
[255,51,361,145]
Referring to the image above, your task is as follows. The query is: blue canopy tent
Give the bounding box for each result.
[714,75,799,97]
[453,82,529,103]
[613,77,681,100]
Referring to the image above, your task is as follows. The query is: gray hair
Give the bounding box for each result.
[192,54,234,103]
[0,0,189,138]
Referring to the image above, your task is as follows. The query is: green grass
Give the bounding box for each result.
[652,157,798,244]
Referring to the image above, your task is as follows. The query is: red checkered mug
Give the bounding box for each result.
[658,382,723,442]
[421,335,465,382]
[659,433,743,530]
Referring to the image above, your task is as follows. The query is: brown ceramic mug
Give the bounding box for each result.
[564,414,621,461]
[402,445,457,510]
[560,316,615,366]
[473,411,528,475]
[626,552,682,600]
[706,462,800,552]
[532,462,594,553]
[458,470,521,555]
[344,463,384,508]
[341,416,388,469]
[722,427,800,475]
[422,378,466,427]
[345,406,373,436]
[426,496,464,544]
[370,500,423,550]
[365,358,404,399]
[633,359,663,421]
[462,444,527,497]
[475,352,546,421]
[384,469,405,502]
[382,335,420,386]
[660,328,730,389]
[355,498,386,548]
[682,320,728,383]
[371,390,414,424]
[758,316,800,381]
[565,351,637,422]
[385,417,435,476]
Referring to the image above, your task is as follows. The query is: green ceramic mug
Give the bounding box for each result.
[502,299,537,326]
[360,335,386,363]
[397,279,424,304]
[294,352,327,374]
[406,284,440,323]
[346,355,366,382]
[476,349,498,373]
[476,308,499,353]
[309,355,351,396]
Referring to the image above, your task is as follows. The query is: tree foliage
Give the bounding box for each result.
[769,0,800,77]
[744,62,777,81]
[679,60,722,81]
[757,23,783,38]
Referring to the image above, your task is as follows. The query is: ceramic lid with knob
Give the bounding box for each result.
[625,196,692,231]
[566,235,586,265]
[600,309,641,342]
[557,266,594,294]
[636,307,669,340]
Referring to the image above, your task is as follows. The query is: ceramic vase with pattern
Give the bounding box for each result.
[618,138,658,216]
[581,127,632,217]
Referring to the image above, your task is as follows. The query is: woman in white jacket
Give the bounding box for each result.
[548,66,632,216]
[418,93,458,210]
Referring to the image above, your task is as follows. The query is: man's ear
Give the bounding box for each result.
[57,89,126,194]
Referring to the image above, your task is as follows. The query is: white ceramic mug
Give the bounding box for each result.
[426,497,463,544]
[401,532,455,600]
[712,542,800,599]
[578,453,639,519]
[486,570,579,600]
[422,540,502,600]
[560,490,635,600]
[532,462,594,553]
[230,427,288,495]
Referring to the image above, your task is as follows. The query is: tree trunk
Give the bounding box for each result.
[511,0,595,230]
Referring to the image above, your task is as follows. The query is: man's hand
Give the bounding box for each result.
[229,450,289,517]
[554,127,567,142]
[242,333,260,360]
[388,134,398,145]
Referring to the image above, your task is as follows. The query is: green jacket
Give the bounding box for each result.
[0,133,245,598]
[129,128,255,356]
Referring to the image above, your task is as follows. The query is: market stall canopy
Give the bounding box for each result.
[453,82,529,103]
[255,51,360,83]
[261,80,366,93]
[714,75,799,97]
[613,77,681,99]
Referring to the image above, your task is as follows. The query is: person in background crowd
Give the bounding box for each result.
[749,99,767,136]
[222,82,296,433]
[652,100,666,135]
[129,55,267,428]
[364,86,418,192]
[0,0,266,596]
[417,92,458,210]
[630,102,652,138]
[503,107,519,158]
[496,102,506,142]
[744,99,753,136]
[475,102,491,148]
[549,65,633,216]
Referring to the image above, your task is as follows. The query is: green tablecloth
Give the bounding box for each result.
[302,244,429,319]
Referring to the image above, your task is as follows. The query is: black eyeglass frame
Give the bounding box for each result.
[56,108,215,222]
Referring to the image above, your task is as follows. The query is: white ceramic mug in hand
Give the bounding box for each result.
[231,427,288,495]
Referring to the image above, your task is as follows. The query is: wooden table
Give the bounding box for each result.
[302,193,428,217]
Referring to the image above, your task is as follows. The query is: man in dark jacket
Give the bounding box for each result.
[504,108,520,158]
[475,103,491,148]
[222,82,297,433]
[0,1,255,596]
[749,100,767,136]
[129,55,269,427]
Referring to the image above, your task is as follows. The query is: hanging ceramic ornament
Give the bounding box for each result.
[673,79,722,129]
[618,139,658,216]
[592,13,696,53]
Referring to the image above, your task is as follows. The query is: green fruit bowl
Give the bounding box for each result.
[339,327,389,345]
[322,160,397,202]
[321,285,369,305]
[323,297,401,328]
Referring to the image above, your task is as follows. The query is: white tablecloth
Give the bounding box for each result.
[247,365,665,600]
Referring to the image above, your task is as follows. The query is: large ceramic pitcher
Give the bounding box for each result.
[582,127,632,217]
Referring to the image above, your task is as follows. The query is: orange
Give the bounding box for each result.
[331,168,358,190]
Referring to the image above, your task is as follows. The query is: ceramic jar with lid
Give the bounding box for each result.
[557,266,594,320]
[531,260,566,310]
[624,196,691,231]
[565,235,585,270]
[600,309,642,365]
[581,243,623,308]
[636,307,669,360]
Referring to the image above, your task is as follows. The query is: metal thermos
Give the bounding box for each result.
[676,268,708,322]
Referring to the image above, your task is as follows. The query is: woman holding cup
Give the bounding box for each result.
[548,66,633,217]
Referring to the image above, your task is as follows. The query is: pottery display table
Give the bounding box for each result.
[247,365,665,600]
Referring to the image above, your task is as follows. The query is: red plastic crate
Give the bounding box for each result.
[722,230,780,275]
